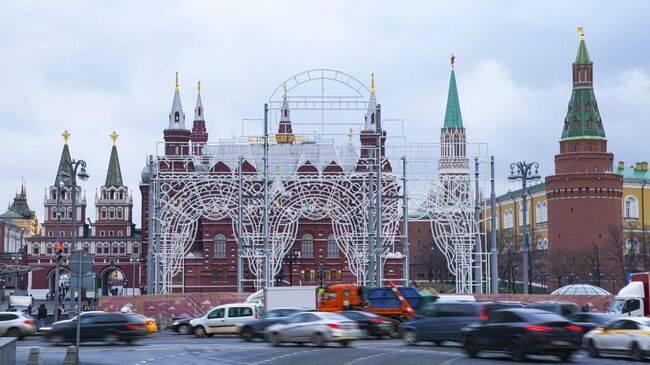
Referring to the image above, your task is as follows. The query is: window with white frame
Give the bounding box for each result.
[327,234,338,258]
[536,203,542,223]
[542,202,548,222]
[301,234,314,258]
[213,234,226,258]
[625,196,639,219]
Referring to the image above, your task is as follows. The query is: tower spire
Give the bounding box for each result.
[105,132,124,187]
[277,82,294,143]
[168,72,186,129]
[443,54,463,129]
[55,131,73,187]
[194,80,204,122]
[364,73,377,131]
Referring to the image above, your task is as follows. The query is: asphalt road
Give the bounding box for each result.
[14,330,641,365]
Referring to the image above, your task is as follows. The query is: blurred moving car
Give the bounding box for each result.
[402,301,525,345]
[566,312,617,333]
[131,313,158,333]
[527,301,579,317]
[190,303,262,337]
[170,317,194,335]
[47,312,147,345]
[337,311,395,338]
[583,317,650,361]
[461,308,582,362]
[239,307,306,341]
[0,312,36,339]
[265,311,363,347]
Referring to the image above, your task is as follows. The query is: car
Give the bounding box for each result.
[461,308,582,362]
[337,311,395,338]
[0,312,36,339]
[583,317,650,361]
[265,311,363,347]
[566,312,618,333]
[527,301,579,317]
[47,312,147,345]
[170,317,194,335]
[190,303,263,337]
[131,313,158,333]
[402,301,525,345]
[239,307,307,341]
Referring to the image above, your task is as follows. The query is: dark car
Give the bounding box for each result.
[566,312,617,333]
[170,317,194,335]
[47,312,147,345]
[239,307,306,341]
[461,308,583,361]
[337,311,395,338]
[402,301,525,345]
[527,301,578,317]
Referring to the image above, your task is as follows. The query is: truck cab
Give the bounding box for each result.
[609,273,650,317]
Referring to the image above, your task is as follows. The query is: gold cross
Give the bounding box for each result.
[62,130,71,145]
[110,131,119,146]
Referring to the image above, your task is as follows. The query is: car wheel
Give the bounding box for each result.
[434,341,443,346]
[193,326,207,338]
[558,351,572,362]
[510,337,527,362]
[240,327,254,342]
[340,340,351,347]
[631,342,644,361]
[49,334,65,345]
[177,324,190,335]
[463,335,478,358]
[588,339,600,358]
[267,332,282,346]
[389,322,401,338]
[103,333,120,345]
[311,333,326,347]
[6,328,21,339]
[403,331,418,346]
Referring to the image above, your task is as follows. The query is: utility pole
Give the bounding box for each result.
[263,103,270,288]
[490,156,498,294]
[474,158,482,293]
[401,156,409,286]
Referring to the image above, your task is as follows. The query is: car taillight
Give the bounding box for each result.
[479,307,489,320]
[525,325,553,332]
[565,325,582,332]
[327,323,341,329]
[125,324,143,330]
[368,318,385,323]
[24,320,34,325]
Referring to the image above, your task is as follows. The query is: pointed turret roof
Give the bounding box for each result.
[105,132,124,187]
[363,74,377,131]
[194,80,204,121]
[561,28,606,141]
[54,130,73,187]
[575,27,591,63]
[4,181,35,219]
[443,54,463,129]
[168,72,186,129]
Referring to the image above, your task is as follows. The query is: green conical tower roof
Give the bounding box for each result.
[443,56,463,129]
[54,131,74,187]
[561,29,606,141]
[105,132,124,187]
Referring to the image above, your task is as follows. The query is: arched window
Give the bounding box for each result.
[536,239,542,250]
[540,239,549,250]
[542,202,548,222]
[536,203,542,223]
[116,208,123,220]
[626,238,640,254]
[32,243,39,255]
[100,207,107,220]
[301,234,314,258]
[174,111,180,123]
[327,234,338,258]
[214,234,226,258]
[108,208,115,219]
[625,196,639,219]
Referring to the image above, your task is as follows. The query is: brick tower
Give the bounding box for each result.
[546,28,623,255]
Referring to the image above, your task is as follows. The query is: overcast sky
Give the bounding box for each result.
[1,1,649,224]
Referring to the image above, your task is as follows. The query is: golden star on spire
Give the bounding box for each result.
[110,131,119,146]
[62,130,71,145]
[577,26,584,40]
[370,73,375,93]
[198,80,201,95]
[283,82,287,97]
[175,71,179,91]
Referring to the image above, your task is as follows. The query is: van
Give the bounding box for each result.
[190,303,263,337]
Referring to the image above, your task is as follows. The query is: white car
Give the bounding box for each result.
[190,303,262,337]
[583,316,650,361]
[265,311,363,347]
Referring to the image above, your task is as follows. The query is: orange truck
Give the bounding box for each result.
[318,283,435,321]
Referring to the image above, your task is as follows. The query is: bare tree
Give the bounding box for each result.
[606,224,641,282]
[545,247,573,288]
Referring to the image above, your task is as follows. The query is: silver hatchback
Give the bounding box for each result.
[265,312,362,347]
[0,312,36,339]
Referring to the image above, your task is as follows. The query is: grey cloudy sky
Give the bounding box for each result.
[1,1,649,223]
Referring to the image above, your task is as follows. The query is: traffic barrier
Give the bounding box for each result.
[0,338,16,365]
[62,346,78,365]
[26,347,42,365]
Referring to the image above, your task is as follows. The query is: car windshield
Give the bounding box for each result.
[265,310,286,318]
[608,299,625,313]
[526,312,567,323]
[318,313,348,321]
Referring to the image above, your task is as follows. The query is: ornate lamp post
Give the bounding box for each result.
[130,255,140,303]
[317,262,325,289]
[286,249,300,286]
[508,161,540,294]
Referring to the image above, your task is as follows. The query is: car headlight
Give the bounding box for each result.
[172,322,178,326]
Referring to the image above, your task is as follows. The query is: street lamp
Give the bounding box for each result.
[317,262,325,289]
[130,255,140,304]
[1,278,5,302]
[508,161,540,295]
[286,249,300,286]
[59,157,89,365]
